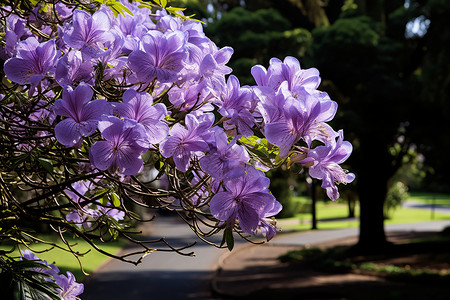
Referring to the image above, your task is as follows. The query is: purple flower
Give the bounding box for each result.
[217,75,256,137]
[4,37,58,93]
[54,271,84,300]
[264,88,337,157]
[22,250,83,299]
[55,50,94,87]
[55,2,73,21]
[65,180,91,203]
[128,30,187,83]
[258,200,282,241]
[210,166,275,234]
[168,81,209,111]
[251,56,321,93]
[89,115,149,175]
[67,200,125,228]
[53,83,110,147]
[1,14,31,59]
[160,114,210,172]
[98,205,125,221]
[199,46,233,90]
[21,250,60,278]
[199,129,249,180]
[66,208,95,228]
[300,131,355,201]
[63,8,112,58]
[115,89,169,145]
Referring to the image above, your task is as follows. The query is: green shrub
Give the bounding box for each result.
[385,181,409,219]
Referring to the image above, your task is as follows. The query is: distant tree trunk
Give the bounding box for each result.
[357,183,388,250]
[310,179,317,230]
[355,137,393,251]
[347,191,356,218]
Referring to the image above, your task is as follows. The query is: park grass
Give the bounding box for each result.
[0,234,126,281]
[409,192,450,205]
[278,193,450,232]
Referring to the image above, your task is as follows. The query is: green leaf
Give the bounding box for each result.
[112,1,133,16]
[111,192,121,207]
[29,0,40,6]
[224,228,234,251]
[100,195,109,206]
[239,136,255,144]
[160,0,167,8]
[38,158,53,173]
[166,6,187,12]
[138,3,152,9]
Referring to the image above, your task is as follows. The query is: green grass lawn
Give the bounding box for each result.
[409,192,450,205]
[0,235,126,281]
[279,193,450,232]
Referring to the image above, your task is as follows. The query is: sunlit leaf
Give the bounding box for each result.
[111,192,121,207]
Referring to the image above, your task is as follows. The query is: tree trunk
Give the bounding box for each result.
[347,191,356,218]
[353,135,395,252]
[310,180,317,230]
[357,186,388,250]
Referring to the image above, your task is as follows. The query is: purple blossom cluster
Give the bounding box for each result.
[1,0,353,251]
[252,57,355,200]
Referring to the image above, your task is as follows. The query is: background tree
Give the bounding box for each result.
[205,6,312,84]
[309,0,450,250]
[204,0,450,251]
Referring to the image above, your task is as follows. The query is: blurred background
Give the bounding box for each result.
[166,0,450,248]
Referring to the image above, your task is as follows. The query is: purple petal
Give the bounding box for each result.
[143,120,169,144]
[128,50,158,82]
[92,9,111,32]
[199,154,224,179]
[214,46,233,64]
[97,115,123,141]
[81,99,110,123]
[237,202,261,234]
[160,135,182,158]
[55,118,81,147]
[116,151,144,175]
[35,40,57,73]
[199,54,217,76]
[89,140,114,171]
[55,271,84,298]
[184,139,208,152]
[251,65,269,87]
[4,58,35,84]
[74,82,94,106]
[264,122,297,157]
[64,10,90,49]
[210,191,237,221]
[79,120,98,137]
[172,148,191,172]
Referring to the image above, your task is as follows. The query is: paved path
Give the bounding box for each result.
[273,219,450,246]
[83,202,450,300]
[83,215,234,300]
[403,199,450,214]
[212,220,450,299]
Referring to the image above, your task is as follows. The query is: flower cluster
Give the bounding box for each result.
[1,1,354,297]
[2,0,353,235]
[21,250,84,300]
